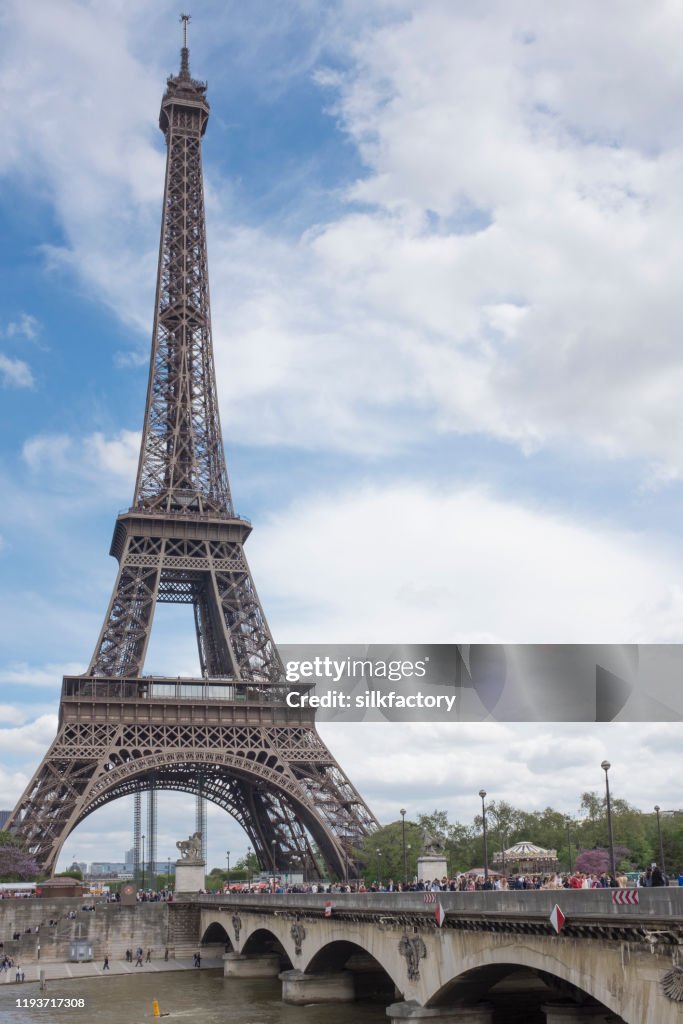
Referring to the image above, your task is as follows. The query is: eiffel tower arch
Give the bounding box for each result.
[7,26,378,878]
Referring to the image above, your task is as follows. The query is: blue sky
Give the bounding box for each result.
[2,0,683,872]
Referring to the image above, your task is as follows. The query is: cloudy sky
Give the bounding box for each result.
[1,0,683,873]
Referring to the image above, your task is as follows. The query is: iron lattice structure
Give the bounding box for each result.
[7,38,377,878]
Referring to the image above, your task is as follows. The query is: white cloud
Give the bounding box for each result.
[250,482,683,643]
[6,313,40,342]
[7,2,683,473]
[0,353,34,389]
[22,430,140,485]
[320,719,683,825]
[85,430,140,480]
[0,713,59,756]
[0,705,29,726]
[22,434,72,471]
[0,662,85,689]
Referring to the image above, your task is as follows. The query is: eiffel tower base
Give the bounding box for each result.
[7,675,375,878]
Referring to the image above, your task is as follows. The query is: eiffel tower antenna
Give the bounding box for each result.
[180,14,190,77]
[7,21,377,878]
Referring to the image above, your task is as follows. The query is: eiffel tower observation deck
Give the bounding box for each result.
[7,20,378,878]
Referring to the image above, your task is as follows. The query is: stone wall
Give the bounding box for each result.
[0,898,205,963]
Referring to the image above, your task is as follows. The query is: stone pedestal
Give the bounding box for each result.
[387,1001,493,1022]
[417,856,448,886]
[174,859,205,893]
[279,968,355,1004]
[223,952,280,978]
[542,1004,611,1023]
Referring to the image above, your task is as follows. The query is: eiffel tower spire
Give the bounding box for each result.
[7,26,378,877]
[134,15,230,518]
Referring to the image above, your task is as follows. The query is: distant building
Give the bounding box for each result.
[90,862,126,875]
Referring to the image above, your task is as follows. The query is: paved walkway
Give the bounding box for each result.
[1,957,222,984]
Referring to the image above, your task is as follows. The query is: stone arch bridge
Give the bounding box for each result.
[198,889,683,1023]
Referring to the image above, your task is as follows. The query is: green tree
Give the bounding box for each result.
[356,819,423,885]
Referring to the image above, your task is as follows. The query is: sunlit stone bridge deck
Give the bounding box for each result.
[198,888,683,1023]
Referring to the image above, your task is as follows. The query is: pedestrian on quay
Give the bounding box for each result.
[102,956,110,970]
[135,952,143,967]
[145,948,151,962]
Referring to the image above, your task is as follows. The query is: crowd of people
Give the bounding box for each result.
[213,861,673,895]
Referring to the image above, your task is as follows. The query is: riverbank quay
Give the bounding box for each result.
[0,897,207,963]
[1,956,222,984]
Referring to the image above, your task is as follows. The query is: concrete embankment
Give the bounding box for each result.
[2,956,222,985]
[0,897,216,964]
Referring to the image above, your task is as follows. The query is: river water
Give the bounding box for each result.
[0,970,388,1024]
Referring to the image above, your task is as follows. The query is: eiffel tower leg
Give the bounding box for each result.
[89,540,162,677]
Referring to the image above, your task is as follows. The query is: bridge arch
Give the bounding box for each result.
[303,938,401,996]
[200,920,233,950]
[241,927,293,968]
[426,945,622,1019]
[302,939,398,1003]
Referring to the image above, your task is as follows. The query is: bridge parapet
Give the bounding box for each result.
[199,886,682,925]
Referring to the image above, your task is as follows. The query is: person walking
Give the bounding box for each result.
[135,952,143,967]
[145,949,151,963]
[102,956,110,971]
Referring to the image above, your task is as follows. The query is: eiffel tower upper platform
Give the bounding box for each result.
[7,22,377,878]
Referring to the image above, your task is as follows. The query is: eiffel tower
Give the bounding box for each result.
[7,20,377,878]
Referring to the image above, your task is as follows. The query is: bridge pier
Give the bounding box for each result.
[279,968,355,1004]
[387,1001,493,1022]
[542,1004,615,1023]
[223,952,281,978]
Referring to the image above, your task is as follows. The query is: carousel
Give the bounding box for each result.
[492,840,558,875]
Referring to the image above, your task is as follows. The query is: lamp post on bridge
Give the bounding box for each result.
[479,790,489,883]
[601,760,616,879]
[226,850,230,889]
[654,806,666,876]
[376,848,382,889]
[167,855,171,891]
[271,839,277,879]
[141,834,146,891]
[400,808,407,886]
[246,846,252,888]
[565,817,573,873]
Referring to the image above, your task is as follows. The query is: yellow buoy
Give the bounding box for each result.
[152,999,161,1018]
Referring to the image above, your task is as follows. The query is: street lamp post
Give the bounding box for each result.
[400,808,407,886]
[479,790,489,883]
[566,817,573,873]
[167,855,171,891]
[601,760,616,879]
[246,846,252,888]
[654,806,666,876]
[271,839,277,876]
[376,848,382,889]
[141,834,146,891]
[226,850,230,889]
[406,844,412,885]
